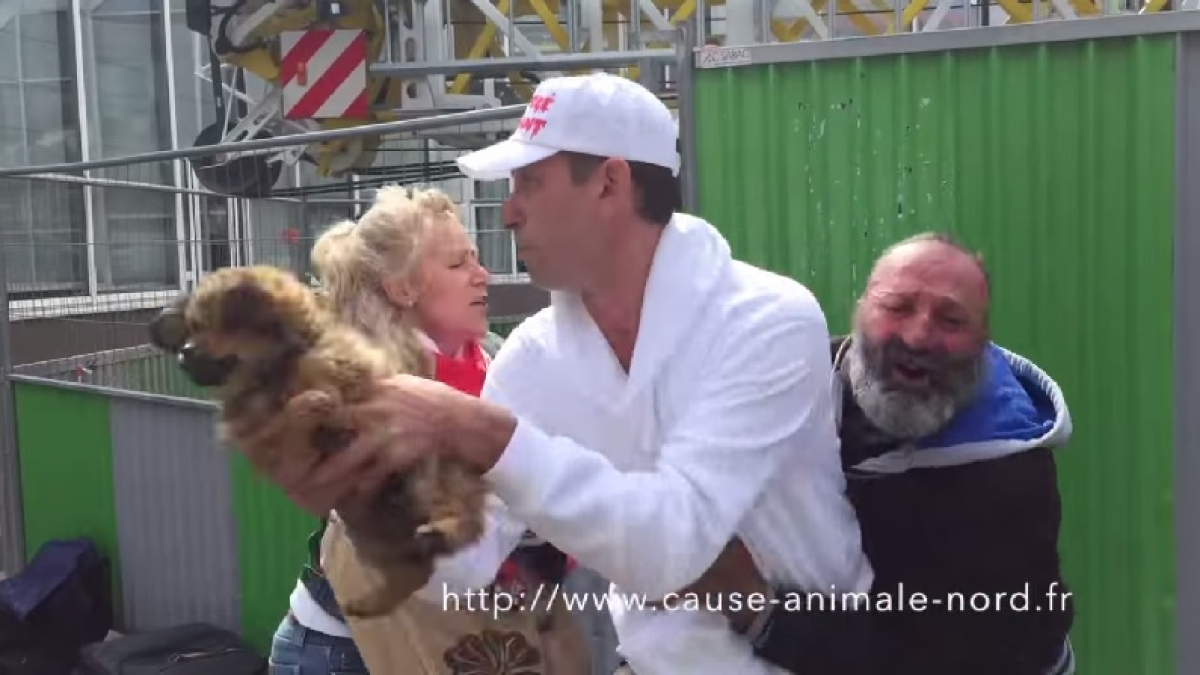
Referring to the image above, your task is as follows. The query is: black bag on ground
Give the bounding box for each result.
[0,537,114,675]
[74,622,266,675]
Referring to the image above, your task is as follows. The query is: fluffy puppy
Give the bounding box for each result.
[147,264,489,618]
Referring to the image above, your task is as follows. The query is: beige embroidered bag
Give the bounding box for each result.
[321,512,592,675]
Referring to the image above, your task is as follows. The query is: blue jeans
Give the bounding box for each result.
[269,613,369,675]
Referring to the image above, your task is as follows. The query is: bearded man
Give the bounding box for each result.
[692,232,1077,675]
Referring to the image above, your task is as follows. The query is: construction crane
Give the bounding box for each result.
[179,0,1108,198]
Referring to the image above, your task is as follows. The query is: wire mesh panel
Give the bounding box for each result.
[0,114,553,643]
[0,186,21,574]
[0,10,692,665]
[0,108,551,399]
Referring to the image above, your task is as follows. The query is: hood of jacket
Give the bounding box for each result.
[832,336,1073,475]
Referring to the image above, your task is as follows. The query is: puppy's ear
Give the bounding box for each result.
[221,282,271,331]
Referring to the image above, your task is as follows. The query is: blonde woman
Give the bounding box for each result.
[270,185,583,674]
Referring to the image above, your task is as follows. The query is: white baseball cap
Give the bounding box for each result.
[456,72,680,181]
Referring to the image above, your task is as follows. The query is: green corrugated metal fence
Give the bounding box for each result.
[11,376,621,669]
[10,314,535,651]
[14,379,299,650]
[230,452,321,649]
[16,385,124,619]
[694,32,1175,675]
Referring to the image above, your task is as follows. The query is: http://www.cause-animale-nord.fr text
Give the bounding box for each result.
[441,582,1072,619]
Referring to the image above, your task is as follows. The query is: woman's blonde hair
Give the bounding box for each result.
[310,184,461,370]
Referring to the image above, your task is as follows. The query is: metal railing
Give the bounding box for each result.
[0,33,697,578]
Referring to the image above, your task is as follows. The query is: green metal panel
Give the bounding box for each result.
[694,34,1175,675]
[230,452,323,652]
[14,382,123,618]
[125,353,210,400]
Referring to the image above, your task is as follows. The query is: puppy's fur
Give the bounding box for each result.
[147,265,489,618]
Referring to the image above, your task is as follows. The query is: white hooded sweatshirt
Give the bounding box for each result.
[412,213,872,674]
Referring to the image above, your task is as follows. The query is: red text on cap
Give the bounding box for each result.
[517,94,555,138]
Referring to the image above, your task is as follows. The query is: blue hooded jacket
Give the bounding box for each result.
[842,342,1073,475]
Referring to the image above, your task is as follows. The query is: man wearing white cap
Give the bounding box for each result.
[262,72,874,674]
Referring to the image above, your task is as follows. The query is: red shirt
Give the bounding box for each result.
[431,339,576,589]
[432,340,488,398]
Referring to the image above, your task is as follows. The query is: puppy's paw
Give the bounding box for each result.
[286,389,337,421]
[412,523,452,560]
[415,515,480,555]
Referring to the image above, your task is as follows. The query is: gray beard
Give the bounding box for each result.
[843,331,985,442]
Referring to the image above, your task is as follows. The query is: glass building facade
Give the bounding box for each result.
[0,0,524,319]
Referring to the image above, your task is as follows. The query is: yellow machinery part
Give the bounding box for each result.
[223,0,385,88]
[769,0,904,39]
[992,0,1103,21]
[211,0,1164,177]
[448,0,909,92]
[219,0,388,176]
[448,0,512,95]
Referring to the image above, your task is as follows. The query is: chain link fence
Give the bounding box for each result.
[0,107,548,401]
[0,107,570,649]
[0,41,689,662]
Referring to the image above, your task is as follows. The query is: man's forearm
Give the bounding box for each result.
[746,585,876,674]
[451,397,518,473]
[452,408,773,639]
[724,587,774,636]
[672,538,774,635]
